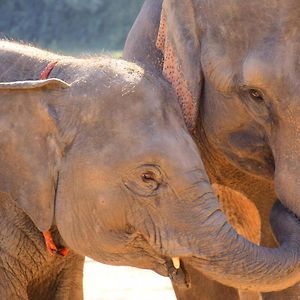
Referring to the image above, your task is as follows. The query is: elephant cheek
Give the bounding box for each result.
[55,187,129,257]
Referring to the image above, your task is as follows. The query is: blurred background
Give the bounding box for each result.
[0,0,143,54]
[0,1,176,299]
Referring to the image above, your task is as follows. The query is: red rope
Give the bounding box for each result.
[39,61,58,80]
[40,60,70,258]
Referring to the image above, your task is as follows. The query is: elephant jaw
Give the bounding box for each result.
[134,239,189,287]
[122,231,190,287]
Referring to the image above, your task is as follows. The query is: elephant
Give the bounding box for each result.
[1,40,300,300]
[0,40,197,299]
[124,0,300,299]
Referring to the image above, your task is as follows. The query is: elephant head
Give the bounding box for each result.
[0,61,219,278]
[150,0,300,291]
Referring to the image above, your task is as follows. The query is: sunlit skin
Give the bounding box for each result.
[124,0,300,298]
[4,40,293,299]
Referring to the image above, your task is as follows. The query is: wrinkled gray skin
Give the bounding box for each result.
[3,41,296,300]
[124,0,300,299]
[2,24,300,299]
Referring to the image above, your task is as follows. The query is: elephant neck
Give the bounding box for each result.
[195,124,277,247]
[0,192,78,292]
[195,124,274,201]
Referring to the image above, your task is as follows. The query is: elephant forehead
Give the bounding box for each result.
[199,0,300,44]
[203,38,300,101]
[200,9,300,97]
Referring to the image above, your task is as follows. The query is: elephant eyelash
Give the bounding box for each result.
[248,89,265,103]
[238,86,274,122]
[239,86,266,104]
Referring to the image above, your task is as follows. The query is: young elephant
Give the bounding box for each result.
[0,41,200,299]
[1,41,300,300]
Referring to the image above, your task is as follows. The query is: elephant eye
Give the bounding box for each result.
[248,89,264,103]
[141,171,156,182]
[140,170,160,190]
[240,87,272,121]
[123,165,163,197]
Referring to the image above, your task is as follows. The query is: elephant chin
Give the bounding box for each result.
[147,257,190,288]
[128,243,190,287]
[92,248,190,287]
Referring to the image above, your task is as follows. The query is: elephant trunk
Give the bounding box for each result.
[181,97,300,292]
[163,173,300,292]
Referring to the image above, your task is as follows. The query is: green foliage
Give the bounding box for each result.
[0,0,143,53]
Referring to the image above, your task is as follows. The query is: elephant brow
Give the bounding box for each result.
[204,57,236,93]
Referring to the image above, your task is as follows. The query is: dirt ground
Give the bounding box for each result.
[83,258,176,300]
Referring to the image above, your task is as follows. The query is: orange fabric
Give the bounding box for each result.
[43,231,69,257]
[58,247,69,257]
[43,231,58,256]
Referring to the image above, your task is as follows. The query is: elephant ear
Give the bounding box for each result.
[156,0,202,131]
[0,78,70,231]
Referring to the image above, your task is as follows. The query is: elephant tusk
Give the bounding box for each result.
[172,257,180,269]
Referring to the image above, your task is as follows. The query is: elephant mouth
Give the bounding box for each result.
[166,258,191,288]
[139,251,190,288]
[126,232,190,287]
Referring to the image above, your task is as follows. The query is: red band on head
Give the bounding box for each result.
[39,61,58,80]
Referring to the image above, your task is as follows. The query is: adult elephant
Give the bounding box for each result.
[124,0,300,299]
